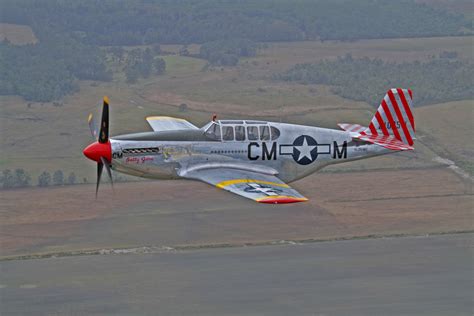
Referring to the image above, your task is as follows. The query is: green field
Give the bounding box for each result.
[160,55,207,77]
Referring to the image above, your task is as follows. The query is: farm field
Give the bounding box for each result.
[0,166,471,259]
[415,100,474,174]
[0,23,37,45]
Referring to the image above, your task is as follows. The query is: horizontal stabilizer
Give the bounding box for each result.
[338,123,367,133]
[339,123,414,150]
[355,134,414,151]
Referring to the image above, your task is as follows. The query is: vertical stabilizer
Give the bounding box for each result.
[365,88,415,146]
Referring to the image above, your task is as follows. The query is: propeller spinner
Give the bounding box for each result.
[83,96,114,197]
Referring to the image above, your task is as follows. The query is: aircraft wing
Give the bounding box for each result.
[181,167,308,204]
[146,116,198,132]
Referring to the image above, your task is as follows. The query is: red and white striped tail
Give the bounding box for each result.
[338,88,415,151]
[365,88,415,146]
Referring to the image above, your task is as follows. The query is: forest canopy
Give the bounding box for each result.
[0,35,111,102]
[1,0,471,44]
[200,39,258,66]
[276,55,474,106]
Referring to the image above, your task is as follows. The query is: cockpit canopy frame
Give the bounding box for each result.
[203,120,280,142]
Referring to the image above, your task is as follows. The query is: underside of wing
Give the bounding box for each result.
[146,116,198,132]
[181,166,308,204]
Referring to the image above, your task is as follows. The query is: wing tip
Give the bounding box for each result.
[257,196,308,204]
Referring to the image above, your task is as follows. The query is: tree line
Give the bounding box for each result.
[0,169,77,189]
[2,0,470,45]
[0,168,133,189]
[276,54,474,106]
[199,39,259,66]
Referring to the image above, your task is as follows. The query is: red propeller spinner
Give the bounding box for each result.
[83,141,111,162]
[84,96,114,197]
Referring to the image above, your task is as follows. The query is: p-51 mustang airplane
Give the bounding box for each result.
[83,88,415,204]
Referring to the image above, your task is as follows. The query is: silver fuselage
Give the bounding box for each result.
[109,121,390,183]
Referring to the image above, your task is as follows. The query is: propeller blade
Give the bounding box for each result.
[96,161,103,198]
[88,113,98,139]
[98,96,109,143]
[100,156,114,192]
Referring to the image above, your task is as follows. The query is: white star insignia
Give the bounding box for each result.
[294,137,316,161]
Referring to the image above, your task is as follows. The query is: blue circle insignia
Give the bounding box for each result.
[292,135,319,165]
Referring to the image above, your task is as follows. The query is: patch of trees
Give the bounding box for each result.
[0,169,77,189]
[38,170,77,187]
[0,34,111,102]
[1,0,470,45]
[119,48,166,83]
[200,39,258,66]
[276,54,474,106]
[439,51,458,59]
[0,168,138,189]
[1,169,31,189]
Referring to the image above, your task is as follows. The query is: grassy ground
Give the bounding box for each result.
[415,100,474,174]
[160,55,207,77]
[1,167,471,257]
[248,36,474,74]
[0,23,38,45]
